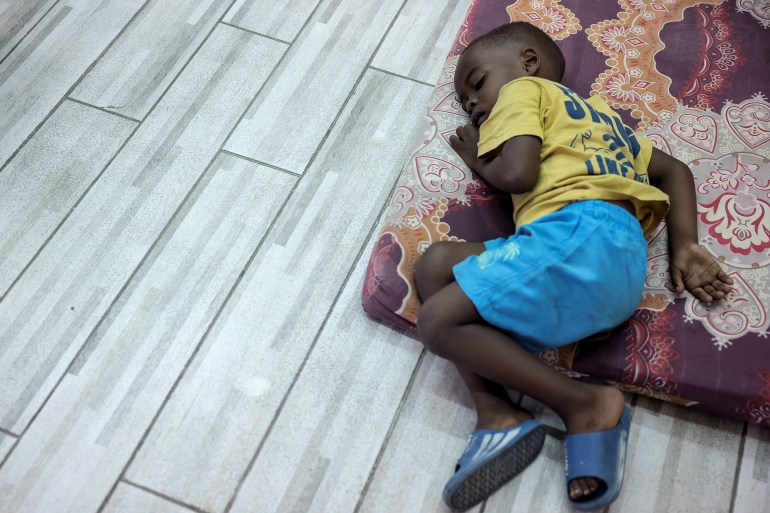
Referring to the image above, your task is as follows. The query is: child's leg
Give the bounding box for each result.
[417,280,625,501]
[415,242,532,429]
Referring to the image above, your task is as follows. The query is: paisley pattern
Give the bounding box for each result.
[362,0,770,426]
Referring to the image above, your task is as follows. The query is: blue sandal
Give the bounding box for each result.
[442,419,545,511]
[564,404,631,511]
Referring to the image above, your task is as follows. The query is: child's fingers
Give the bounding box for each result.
[717,268,734,285]
[670,267,685,294]
[689,286,714,303]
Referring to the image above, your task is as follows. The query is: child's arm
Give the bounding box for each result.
[647,148,734,302]
[449,124,540,194]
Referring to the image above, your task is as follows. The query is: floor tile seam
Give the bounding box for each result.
[368,65,436,88]
[65,96,142,123]
[219,149,300,177]
[0,438,19,469]
[218,20,291,45]
[0,426,19,438]
[296,0,411,177]
[0,0,62,67]
[0,0,154,174]
[729,421,749,513]
[121,478,209,513]
[353,348,426,513]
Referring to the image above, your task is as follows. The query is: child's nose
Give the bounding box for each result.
[465,97,477,113]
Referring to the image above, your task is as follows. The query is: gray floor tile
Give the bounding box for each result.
[0,154,294,513]
[0,0,146,168]
[0,100,136,296]
[72,0,234,120]
[223,0,404,175]
[372,0,471,85]
[0,0,58,62]
[0,25,286,435]
[227,233,422,513]
[126,70,432,513]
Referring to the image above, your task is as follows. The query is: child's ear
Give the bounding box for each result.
[520,48,540,76]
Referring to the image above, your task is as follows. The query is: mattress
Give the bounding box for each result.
[362,0,770,426]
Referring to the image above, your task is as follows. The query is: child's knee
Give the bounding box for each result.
[416,297,452,357]
[415,242,456,296]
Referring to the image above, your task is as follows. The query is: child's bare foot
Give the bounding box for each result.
[563,386,626,502]
[476,405,534,431]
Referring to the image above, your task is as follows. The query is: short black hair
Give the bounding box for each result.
[465,22,566,81]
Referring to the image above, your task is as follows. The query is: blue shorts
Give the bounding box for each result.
[453,200,647,353]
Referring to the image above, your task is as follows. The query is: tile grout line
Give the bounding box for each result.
[0,0,62,67]
[121,478,210,513]
[220,148,301,177]
[65,96,142,123]
[354,348,427,513]
[0,438,19,469]
[0,426,19,438]
[219,20,292,45]
[0,0,154,174]
[368,65,436,88]
[729,421,749,513]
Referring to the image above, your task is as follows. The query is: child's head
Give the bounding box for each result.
[455,22,565,126]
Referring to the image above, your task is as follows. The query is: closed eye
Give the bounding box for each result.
[474,75,485,90]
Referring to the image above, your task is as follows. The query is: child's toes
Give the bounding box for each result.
[569,477,600,500]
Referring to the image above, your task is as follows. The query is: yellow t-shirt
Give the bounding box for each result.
[478,77,669,238]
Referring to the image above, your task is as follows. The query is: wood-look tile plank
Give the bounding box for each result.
[0,155,294,513]
[0,25,286,435]
[223,0,320,42]
[611,397,742,513]
[0,100,136,297]
[223,0,404,175]
[71,0,235,120]
[733,423,770,513]
[126,70,432,513]
[356,352,481,513]
[0,0,147,168]
[0,0,58,62]
[371,0,470,85]
[227,234,422,513]
[103,483,195,513]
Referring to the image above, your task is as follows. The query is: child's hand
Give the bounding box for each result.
[449,124,480,171]
[671,243,734,303]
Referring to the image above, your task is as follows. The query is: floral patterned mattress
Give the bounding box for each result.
[362,0,770,426]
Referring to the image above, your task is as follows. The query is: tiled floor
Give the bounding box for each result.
[0,1,768,512]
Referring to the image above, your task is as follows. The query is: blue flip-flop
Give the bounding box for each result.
[564,404,632,511]
[442,419,545,511]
